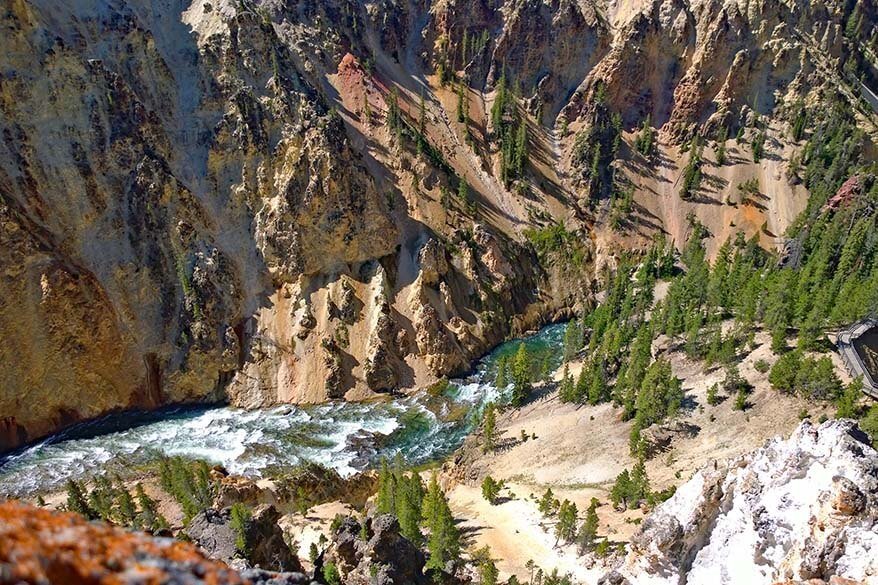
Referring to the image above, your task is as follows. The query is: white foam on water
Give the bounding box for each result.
[0,323,567,496]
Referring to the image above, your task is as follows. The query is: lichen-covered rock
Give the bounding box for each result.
[0,500,248,584]
[606,420,878,584]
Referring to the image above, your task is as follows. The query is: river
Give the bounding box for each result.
[0,323,566,497]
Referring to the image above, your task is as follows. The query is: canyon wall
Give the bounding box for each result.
[1,0,874,450]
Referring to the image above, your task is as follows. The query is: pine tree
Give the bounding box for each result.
[610,469,632,509]
[135,483,168,534]
[396,473,425,545]
[362,93,371,125]
[114,484,138,528]
[635,115,655,156]
[559,367,576,403]
[491,70,507,133]
[482,402,498,453]
[555,500,578,545]
[230,503,252,555]
[538,488,557,517]
[510,343,532,407]
[457,82,466,123]
[836,377,863,419]
[481,475,502,504]
[424,478,461,571]
[715,125,728,165]
[65,479,96,520]
[376,457,396,515]
[630,457,650,504]
[577,498,600,552]
[495,355,509,389]
[476,548,499,585]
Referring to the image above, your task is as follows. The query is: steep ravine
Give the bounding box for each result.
[1,0,874,452]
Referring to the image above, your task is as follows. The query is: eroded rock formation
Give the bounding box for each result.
[1,0,874,451]
[603,419,878,584]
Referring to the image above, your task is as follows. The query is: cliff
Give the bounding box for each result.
[1,0,874,449]
[602,419,878,584]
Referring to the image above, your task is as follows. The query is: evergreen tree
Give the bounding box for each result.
[577,498,600,552]
[481,475,502,504]
[538,488,557,517]
[396,472,425,545]
[836,377,863,419]
[555,500,578,545]
[424,478,461,571]
[629,457,651,504]
[495,355,509,389]
[65,479,96,520]
[491,70,507,132]
[610,469,632,509]
[230,503,252,555]
[510,343,533,407]
[114,484,138,528]
[376,457,396,514]
[135,483,168,534]
[680,136,703,200]
[457,81,466,123]
[635,115,655,156]
[715,125,728,165]
[482,402,498,453]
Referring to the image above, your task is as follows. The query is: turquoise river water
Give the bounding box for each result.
[0,323,566,497]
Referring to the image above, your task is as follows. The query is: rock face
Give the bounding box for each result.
[186,504,302,573]
[326,514,427,585]
[0,0,873,451]
[0,0,578,452]
[605,419,878,585]
[0,500,251,584]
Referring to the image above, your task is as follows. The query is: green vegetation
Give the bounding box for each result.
[423,473,461,571]
[376,456,425,545]
[510,343,534,407]
[572,84,622,206]
[322,562,342,585]
[490,71,529,187]
[375,461,460,566]
[554,499,578,545]
[524,222,586,268]
[158,456,214,525]
[482,402,498,453]
[715,125,728,165]
[635,115,655,157]
[610,458,651,510]
[576,498,600,552]
[680,135,704,200]
[229,503,252,555]
[768,352,842,400]
[481,475,502,504]
[64,476,169,533]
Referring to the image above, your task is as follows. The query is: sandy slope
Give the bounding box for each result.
[446,328,841,583]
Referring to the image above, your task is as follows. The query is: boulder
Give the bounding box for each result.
[186,504,302,573]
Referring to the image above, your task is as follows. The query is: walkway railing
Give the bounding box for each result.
[836,318,878,400]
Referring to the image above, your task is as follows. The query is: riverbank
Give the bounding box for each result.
[439,327,838,582]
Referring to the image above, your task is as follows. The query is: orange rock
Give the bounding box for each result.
[0,500,247,585]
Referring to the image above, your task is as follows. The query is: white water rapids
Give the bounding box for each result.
[0,323,566,497]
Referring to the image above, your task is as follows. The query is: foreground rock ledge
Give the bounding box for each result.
[0,501,312,585]
[602,419,878,585]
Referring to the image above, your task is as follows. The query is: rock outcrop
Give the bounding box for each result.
[325,513,428,585]
[604,419,878,585]
[0,500,253,584]
[186,504,302,573]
